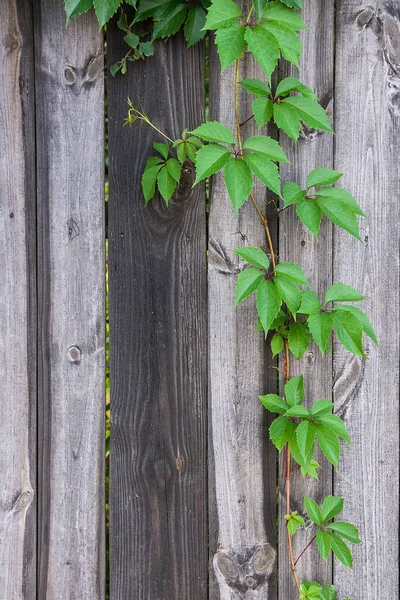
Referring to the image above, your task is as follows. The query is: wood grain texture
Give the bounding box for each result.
[35,3,105,598]
[278,3,335,596]
[107,27,208,599]
[333,2,399,597]
[0,1,36,597]
[208,3,277,598]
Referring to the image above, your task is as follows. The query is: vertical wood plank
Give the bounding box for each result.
[278,3,335,596]
[333,2,399,597]
[208,2,277,597]
[36,4,105,598]
[107,28,208,599]
[0,1,36,597]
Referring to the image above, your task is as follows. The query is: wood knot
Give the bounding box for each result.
[171,160,195,204]
[356,8,374,29]
[67,218,80,239]
[64,65,77,85]
[214,544,275,593]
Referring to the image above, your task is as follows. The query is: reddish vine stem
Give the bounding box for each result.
[239,113,254,128]
[294,535,317,567]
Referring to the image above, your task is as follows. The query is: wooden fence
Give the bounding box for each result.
[1,0,399,598]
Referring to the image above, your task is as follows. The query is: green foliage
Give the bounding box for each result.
[285,511,306,535]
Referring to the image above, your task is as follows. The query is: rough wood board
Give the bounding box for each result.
[0,2,36,598]
[107,29,208,599]
[35,3,105,598]
[208,2,277,597]
[333,2,399,597]
[278,3,335,596]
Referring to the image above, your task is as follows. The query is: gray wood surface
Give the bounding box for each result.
[208,3,277,598]
[35,3,105,598]
[278,2,335,596]
[0,2,36,598]
[333,3,399,598]
[107,27,208,600]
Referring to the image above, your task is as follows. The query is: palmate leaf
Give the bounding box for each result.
[280,0,302,7]
[271,333,284,356]
[283,182,305,206]
[288,322,311,359]
[296,198,322,239]
[194,144,231,184]
[215,22,246,70]
[310,399,334,417]
[306,167,343,189]
[157,164,178,203]
[224,157,253,212]
[269,415,295,451]
[273,102,301,140]
[142,162,164,204]
[243,135,288,162]
[252,97,274,128]
[244,25,280,79]
[262,1,307,30]
[315,423,340,467]
[259,393,289,413]
[296,420,315,459]
[240,78,271,96]
[307,311,334,355]
[304,497,323,526]
[299,290,321,315]
[191,121,235,144]
[256,280,282,334]
[274,262,308,284]
[154,142,170,159]
[334,305,378,346]
[284,375,304,406]
[253,0,268,18]
[316,187,365,216]
[260,20,302,67]
[184,6,207,47]
[273,274,302,317]
[275,76,317,100]
[316,530,331,562]
[283,96,333,132]
[329,533,353,569]
[316,195,362,241]
[203,0,242,30]
[93,0,121,28]
[65,0,93,23]
[327,521,361,545]
[333,310,365,357]
[324,282,364,304]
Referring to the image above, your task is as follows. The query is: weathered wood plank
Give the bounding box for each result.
[35,4,105,598]
[0,2,36,598]
[333,2,399,598]
[208,2,277,597]
[107,28,208,599]
[278,3,335,596]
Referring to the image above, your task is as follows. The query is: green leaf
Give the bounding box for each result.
[304,497,323,526]
[283,182,305,207]
[316,196,362,241]
[333,310,365,357]
[274,274,301,317]
[157,165,177,203]
[271,333,284,356]
[327,522,361,545]
[253,0,267,18]
[299,291,321,315]
[154,142,170,159]
[124,32,140,48]
[321,496,344,523]
[139,41,154,56]
[256,280,282,334]
[334,305,378,346]
[194,144,231,184]
[273,102,301,140]
[296,198,322,238]
[240,78,271,96]
[252,97,274,128]
[324,283,364,304]
[329,534,353,569]
[65,0,93,23]
[261,21,302,67]
[244,154,281,196]
[215,22,246,70]
[275,76,317,100]
[280,0,302,7]
[285,375,304,406]
[93,0,121,28]
[315,424,340,467]
[283,96,333,132]
[109,62,121,76]
[271,309,288,329]
[310,399,334,417]
[243,135,288,162]
[316,187,365,216]
[166,158,182,182]
[244,25,280,79]
[224,157,253,212]
[204,0,242,30]
[285,405,310,418]
[286,512,305,534]
[184,6,207,47]
[316,530,332,562]
[269,416,295,451]
[288,322,311,359]
[235,268,264,305]
[262,1,307,30]
[307,311,334,355]
[233,246,270,270]
[259,393,289,414]
[296,420,316,459]
[142,163,164,204]
[275,262,308,285]
[306,167,343,189]
[316,414,351,444]
[303,458,321,480]
[191,121,235,144]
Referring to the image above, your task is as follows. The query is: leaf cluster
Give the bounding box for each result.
[260,375,351,469]
[300,580,351,600]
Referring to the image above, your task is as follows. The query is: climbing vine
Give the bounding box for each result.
[72,0,378,597]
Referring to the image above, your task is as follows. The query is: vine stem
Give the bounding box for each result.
[294,535,317,567]
[234,55,299,595]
